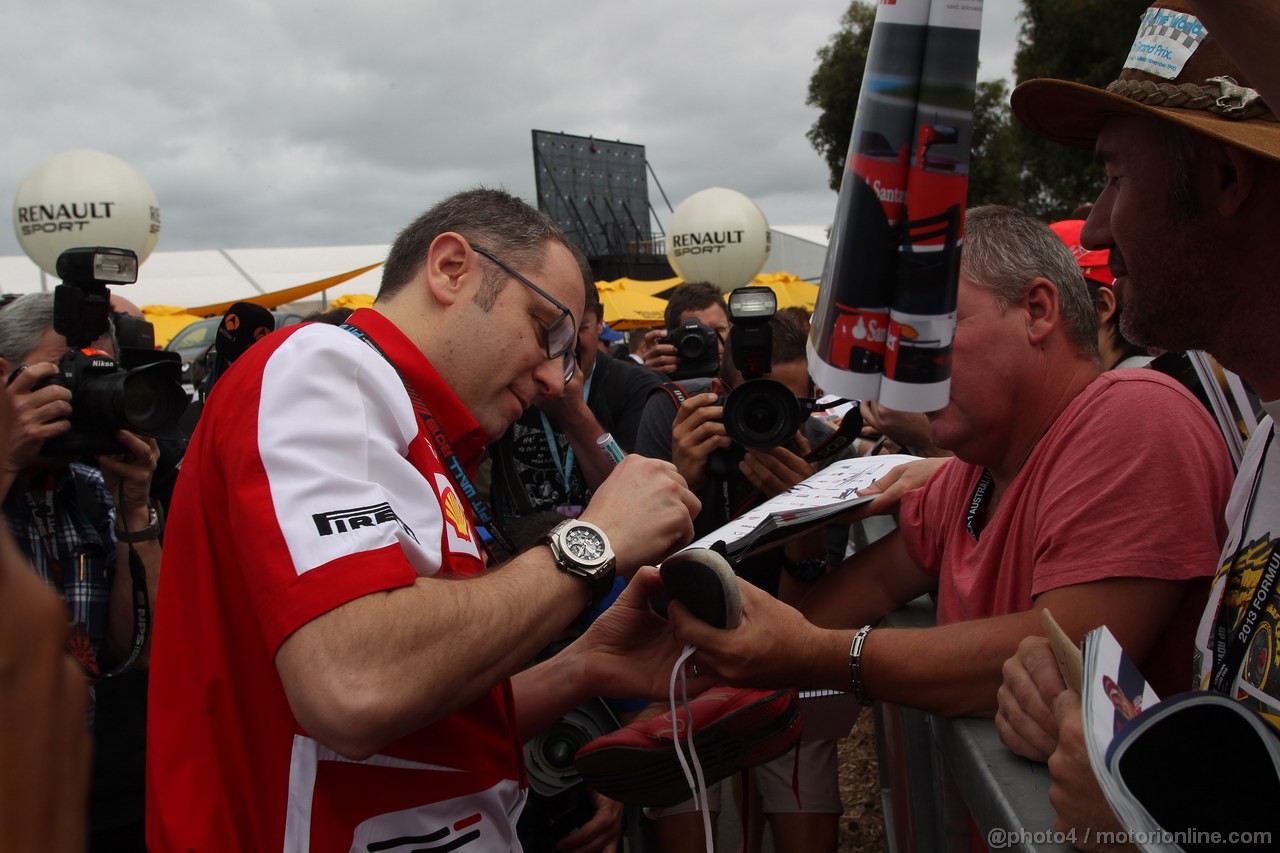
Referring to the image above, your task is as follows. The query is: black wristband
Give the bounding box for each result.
[782,554,827,583]
[116,506,161,543]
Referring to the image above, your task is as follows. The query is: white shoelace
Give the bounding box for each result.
[668,642,714,853]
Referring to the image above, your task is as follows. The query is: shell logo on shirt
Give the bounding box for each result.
[442,489,471,542]
[436,474,481,561]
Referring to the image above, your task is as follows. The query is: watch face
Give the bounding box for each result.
[565,526,607,562]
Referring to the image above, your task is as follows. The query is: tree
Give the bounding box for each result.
[1013,0,1152,218]
[968,79,1023,209]
[806,0,1154,218]
[806,1,1021,204]
[806,1,875,192]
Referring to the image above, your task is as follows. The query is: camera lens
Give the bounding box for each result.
[722,379,803,449]
[73,363,189,437]
[120,367,187,433]
[678,335,706,359]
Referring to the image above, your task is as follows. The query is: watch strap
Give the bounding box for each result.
[116,505,161,543]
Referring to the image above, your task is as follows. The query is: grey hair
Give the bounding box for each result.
[961,206,1099,360]
[0,293,56,364]
[0,292,118,365]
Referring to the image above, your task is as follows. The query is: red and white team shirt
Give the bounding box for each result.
[147,309,527,852]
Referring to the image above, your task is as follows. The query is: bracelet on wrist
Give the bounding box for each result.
[848,625,874,706]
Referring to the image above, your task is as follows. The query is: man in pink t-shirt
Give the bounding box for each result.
[670,205,1232,714]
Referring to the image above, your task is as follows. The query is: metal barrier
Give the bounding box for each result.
[877,599,1072,853]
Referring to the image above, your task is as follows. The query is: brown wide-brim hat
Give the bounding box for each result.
[1012,1,1280,162]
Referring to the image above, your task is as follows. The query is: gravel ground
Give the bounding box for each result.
[838,714,887,852]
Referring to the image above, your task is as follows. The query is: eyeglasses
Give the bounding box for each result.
[470,245,577,383]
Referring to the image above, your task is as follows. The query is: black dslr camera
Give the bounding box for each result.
[661,317,720,381]
[39,247,189,456]
[718,286,831,450]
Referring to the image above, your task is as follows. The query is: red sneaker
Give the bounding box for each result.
[573,686,802,807]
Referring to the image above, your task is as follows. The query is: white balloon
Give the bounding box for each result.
[13,149,161,277]
[666,187,770,292]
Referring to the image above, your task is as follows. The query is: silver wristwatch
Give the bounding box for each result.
[545,519,617,603]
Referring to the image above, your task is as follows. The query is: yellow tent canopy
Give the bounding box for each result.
[596,272,817,317]
[142,305,208,347]
[185,262,382,317]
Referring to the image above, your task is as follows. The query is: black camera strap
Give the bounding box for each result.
[804,401,860,466]
[99,543,151,679]
[93,479,152,680]
[339,323,515,560]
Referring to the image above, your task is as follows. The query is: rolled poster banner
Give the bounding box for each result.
[880,0,983,412]
[808,0,931,401]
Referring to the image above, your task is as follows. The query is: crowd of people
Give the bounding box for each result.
[4,0,1280,850]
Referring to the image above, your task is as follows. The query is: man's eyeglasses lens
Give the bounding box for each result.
[470,245,577,383]
[548,316,576,383]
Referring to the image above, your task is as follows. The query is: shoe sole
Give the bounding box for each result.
[655,548,742,629]
[574,691,802,807]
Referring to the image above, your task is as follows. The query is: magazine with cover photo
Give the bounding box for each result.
[1078,625,1280,851]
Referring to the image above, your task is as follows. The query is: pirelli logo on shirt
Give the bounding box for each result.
[313,502,419,544]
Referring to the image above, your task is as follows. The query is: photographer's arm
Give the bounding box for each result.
[641,330,678,375]
[670,393,730,493]
[0,364,72,499]
[99,431,161,668]
[739,434,815,498]
[276,455,699,761]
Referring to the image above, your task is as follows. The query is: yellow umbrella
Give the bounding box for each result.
[751,273,820,312]
[330,293,375,310]
[143,305,208,347]
[594,279,669,330]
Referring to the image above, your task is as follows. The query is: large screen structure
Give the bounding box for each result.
[531,130,654,259]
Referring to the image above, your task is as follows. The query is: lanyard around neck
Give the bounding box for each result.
[540,372,594,496]
[340,323,514,558]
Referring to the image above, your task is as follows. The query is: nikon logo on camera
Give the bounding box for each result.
[312,502,418,543]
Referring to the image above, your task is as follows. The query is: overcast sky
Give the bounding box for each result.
[1,0,1024,259]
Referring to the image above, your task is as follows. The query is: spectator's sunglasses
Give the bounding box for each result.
[470,245,577,383]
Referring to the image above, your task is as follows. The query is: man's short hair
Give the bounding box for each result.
[378,187,579,305]
[961,206,1098,360]
[663,282,727,330]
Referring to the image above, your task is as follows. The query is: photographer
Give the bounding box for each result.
[641,282,729,378]
[636,305,835,546]
[0,292,162,851]
[632,305,847,852]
